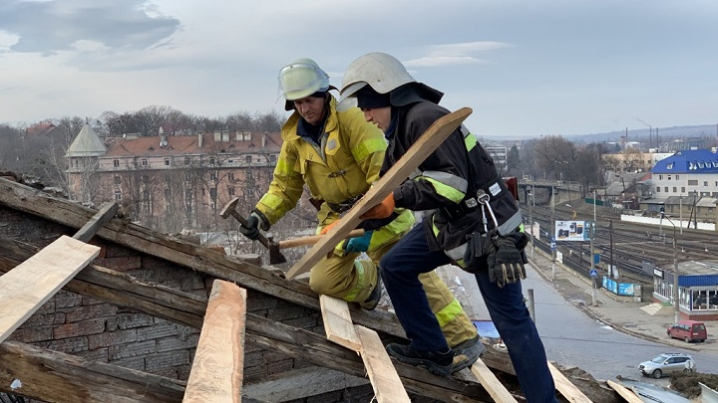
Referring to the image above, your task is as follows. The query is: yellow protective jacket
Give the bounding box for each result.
[255,96,413,251]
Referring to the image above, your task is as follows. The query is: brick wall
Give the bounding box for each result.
[1,204,321,385]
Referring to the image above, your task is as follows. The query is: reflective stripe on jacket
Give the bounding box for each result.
[384,101,522,266]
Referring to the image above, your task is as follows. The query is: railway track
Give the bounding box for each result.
[522,202,717,286]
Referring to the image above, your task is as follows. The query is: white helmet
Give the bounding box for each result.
[278,58,330,102]
[338,53,416,108]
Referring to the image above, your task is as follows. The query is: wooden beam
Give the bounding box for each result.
[285,107,472,279]
[548,362,592,403]
[0,238,492,403]
[72,201,118,242]
[0,235,99,344]
[319,295,361,352]
[184,280,247,403]
[469,360,518,403]
[0,178,406,338]
[355,325,411,403]
[0,237,622,402]
[606,380,643,403]
[242,366,368,402]
[0,340,185,403]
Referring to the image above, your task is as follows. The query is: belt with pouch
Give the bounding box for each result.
[439,197,479,220]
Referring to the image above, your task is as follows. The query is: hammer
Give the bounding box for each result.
[267,229,366,265]
[219,197,286,264]
[220,198,368,265]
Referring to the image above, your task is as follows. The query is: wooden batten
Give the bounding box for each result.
[0,236,100,344]
[469,360,518,403]
[355,325,410,403]
[184,280,247,403]
[320,295,361,352]
[549,362,593,403]
[607,380,643,403]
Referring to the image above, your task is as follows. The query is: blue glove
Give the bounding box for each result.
[343,230,374,254]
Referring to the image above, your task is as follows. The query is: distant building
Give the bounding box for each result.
[651,149,718,198]
[658,137,709,153]
[66,124,282,233]
[483,141,508,172]
[602,151,673,173]
[638,149,718,220]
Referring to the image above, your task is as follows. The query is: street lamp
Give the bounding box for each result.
[660,210,680,323]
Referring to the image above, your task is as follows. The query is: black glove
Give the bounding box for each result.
[239,213,260,240]
[487,233,528,287]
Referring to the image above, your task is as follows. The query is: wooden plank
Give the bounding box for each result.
[0,235,99,344]
[548,362,593,403]
[184,280,247,403]
[606,380,643,403]
[320,295,361,352]
[285,107,472,279]
[0,178,407,338]
[355,325,411,403]
[0,237,622,403]
[0,340,185,403]
[243,366,368,402]
[469,360,518,403]
[72,201,118,242]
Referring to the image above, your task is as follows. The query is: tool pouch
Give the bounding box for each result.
[462,232,489,273]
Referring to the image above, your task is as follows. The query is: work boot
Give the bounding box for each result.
[451,336,485,372]
[386,343,454,377]
[359,270,382,311]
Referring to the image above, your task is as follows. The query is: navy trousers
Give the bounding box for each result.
[380,224,558,403]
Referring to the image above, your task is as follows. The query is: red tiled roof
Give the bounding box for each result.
[103,132,282,157]
[25,123,57,137]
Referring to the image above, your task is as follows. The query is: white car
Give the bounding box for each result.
[638,353,695,379]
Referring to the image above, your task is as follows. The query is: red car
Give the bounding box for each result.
[667,320,707,343]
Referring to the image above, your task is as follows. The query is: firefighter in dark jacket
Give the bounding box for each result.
[339,53,558,402]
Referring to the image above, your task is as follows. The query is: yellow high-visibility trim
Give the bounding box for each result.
[435,298,463,327]
[424,177,465,203]
[351,138,387,162]
[344,260,365,302]
[465,134,477,151]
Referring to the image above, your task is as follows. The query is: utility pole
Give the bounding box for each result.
[679,195,683,234]
[591,190,597,306]
[609,219,614,279]
[530,185,535,259]
[673,226,679,323]
[551,186,556,281]
[662,212,680,323]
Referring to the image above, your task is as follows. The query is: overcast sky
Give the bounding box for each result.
[1,0,716,139]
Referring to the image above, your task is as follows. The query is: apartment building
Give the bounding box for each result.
[66,124,282,233]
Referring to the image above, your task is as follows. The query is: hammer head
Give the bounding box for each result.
[219,197,240,219]
[266,234,287,265]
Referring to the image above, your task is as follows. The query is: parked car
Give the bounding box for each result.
[667,320,707,343]
[638,353,695,379]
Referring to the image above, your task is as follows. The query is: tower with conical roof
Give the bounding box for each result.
[66,123,106,203]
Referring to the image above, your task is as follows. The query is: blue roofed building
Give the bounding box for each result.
[652,149,718,198]
[640,149,718,221]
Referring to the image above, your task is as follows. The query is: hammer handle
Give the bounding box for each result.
[279,229,366,249]
[231,210,271,250]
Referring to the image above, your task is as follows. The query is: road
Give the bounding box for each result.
[448,264,718,385]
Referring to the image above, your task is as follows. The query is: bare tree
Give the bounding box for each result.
[532,135,576,180]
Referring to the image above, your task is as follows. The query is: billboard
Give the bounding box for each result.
[554,220,592,241]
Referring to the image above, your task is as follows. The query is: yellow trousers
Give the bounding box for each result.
[309,239,476,347]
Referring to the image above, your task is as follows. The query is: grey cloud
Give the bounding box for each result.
[0,0,180,53]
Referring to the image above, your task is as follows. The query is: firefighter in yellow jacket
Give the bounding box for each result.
[238,58,483,371]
